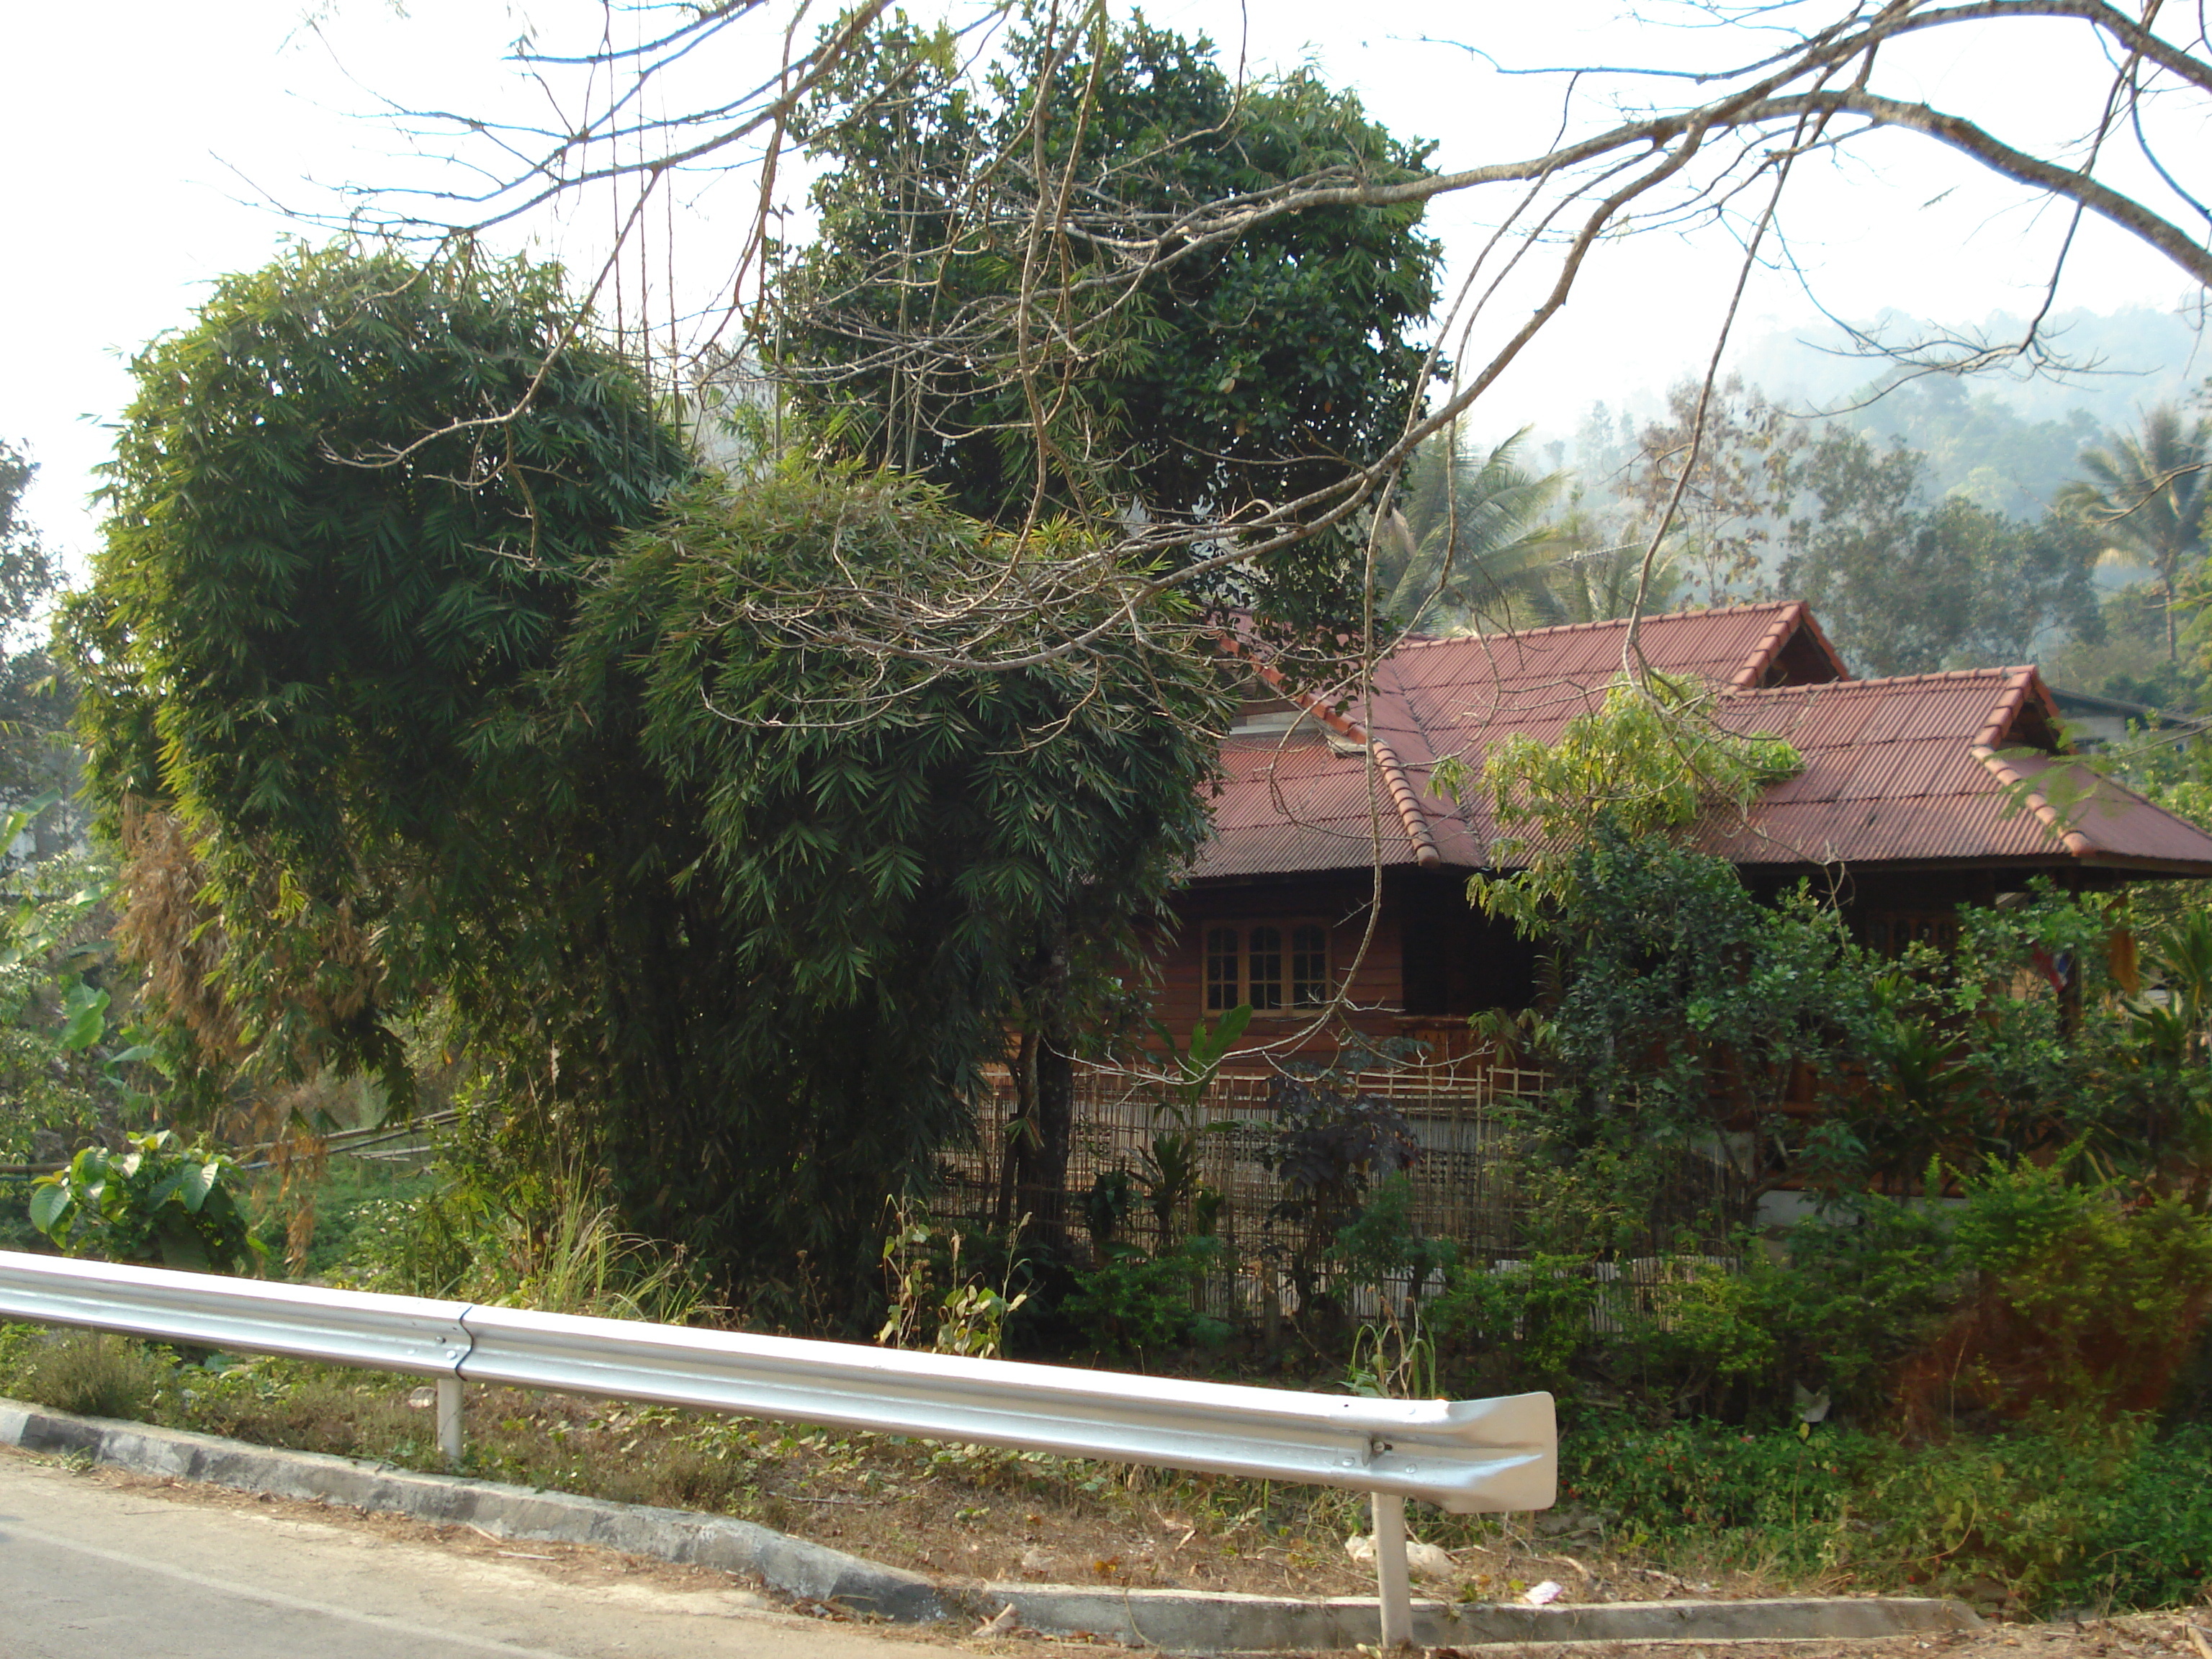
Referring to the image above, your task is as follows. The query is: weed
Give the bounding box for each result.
[336,1151,711,1326]
[8,1329,175,1420]
[1065,1236,1229,1357]
[876,1201,1028,1358]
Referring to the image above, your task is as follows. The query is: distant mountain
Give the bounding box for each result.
[1730,305,2203,417]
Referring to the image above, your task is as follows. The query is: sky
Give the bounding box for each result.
[5,0,2206,572]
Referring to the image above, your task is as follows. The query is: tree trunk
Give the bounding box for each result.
[1010,938,1076,1250]
[994,1028,1035,1233]
[2163,552,2179,661]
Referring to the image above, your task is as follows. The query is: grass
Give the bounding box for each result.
[0,1327,172,1419]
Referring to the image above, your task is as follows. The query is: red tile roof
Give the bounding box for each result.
[1195,605,2212,881]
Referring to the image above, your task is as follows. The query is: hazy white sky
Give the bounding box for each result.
[5,0,2203,568]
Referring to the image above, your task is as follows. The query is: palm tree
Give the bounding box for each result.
[2056,404,2210,661]
[1376,428,1568,630]
[1542,532,1683,626]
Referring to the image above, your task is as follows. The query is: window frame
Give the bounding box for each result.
[1201,919,1334,1012]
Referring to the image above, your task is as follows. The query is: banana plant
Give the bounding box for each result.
[1138,1004,1251,1248]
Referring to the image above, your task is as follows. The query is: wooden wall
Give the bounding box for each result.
[1144,867,1538,1064]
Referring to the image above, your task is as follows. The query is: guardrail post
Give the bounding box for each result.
[1371,1490,1411,1648]
[436,1375,464,1465]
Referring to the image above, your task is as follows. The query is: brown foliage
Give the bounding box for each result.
[115,799,385,1077]
[113,799,243,1066]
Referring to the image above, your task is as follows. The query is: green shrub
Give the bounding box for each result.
[1898,1159,2212,1424]
[2063,1421,2212,1610]
[29,1130,264,1274]
[1065,1237,1228,1357]
[1431,1252,1603,1393]
[1862,1415,2141,1609]
[1560,1413,2212,1612]
[1761,1199,1961,1415]
[1560,1417,1873,1565]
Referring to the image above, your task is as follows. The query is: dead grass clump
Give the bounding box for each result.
[649,1442,753,1513]
[13,1331,173,1421]
[185,1366,424,1461]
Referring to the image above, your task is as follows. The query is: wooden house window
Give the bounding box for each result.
[1247,926,1282,1008]
[1203,922,1331,1011]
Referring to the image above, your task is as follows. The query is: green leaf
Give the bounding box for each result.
[27,1179,71,1237]
[59,984,110,1051]
[175,1162,218,1213]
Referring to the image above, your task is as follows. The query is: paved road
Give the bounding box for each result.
[0,1449,962,1659]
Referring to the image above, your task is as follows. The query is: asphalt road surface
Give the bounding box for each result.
[0,1448,966,1659]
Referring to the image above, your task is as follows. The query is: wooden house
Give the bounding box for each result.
[1150,601,2212,1068]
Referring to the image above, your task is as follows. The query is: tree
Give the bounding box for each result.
[1780,426,2103,677]
[0,441,73,822]
[1373,428,1566,631]
[772,12,1442,1231]
[780,10,1443,635]
[542,466,1222,1288]
[1624,378,1805,607]
[2056,404,2210,662]
[1540,534,1683,628]
[66,243,1223,1305]
[64,242,691,1101]
[309,0,2212,696]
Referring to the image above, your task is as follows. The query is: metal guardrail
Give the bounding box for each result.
[0,1249,1555,1646]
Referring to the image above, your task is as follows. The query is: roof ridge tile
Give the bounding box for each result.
[1393,601,1799,649]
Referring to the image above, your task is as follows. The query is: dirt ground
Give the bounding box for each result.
[13,1446,2209,1659]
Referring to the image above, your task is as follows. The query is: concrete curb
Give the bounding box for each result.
[0,1399,956,1624]
[0,1398,1981,1653]
[981,1584,1983,1652]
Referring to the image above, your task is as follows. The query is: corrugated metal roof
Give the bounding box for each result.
[1197,607,2212,880]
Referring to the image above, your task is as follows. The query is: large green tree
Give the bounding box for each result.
[781,9,1442,633]
[65,243,690,1097]
[1777,427,2103,677]
[66,243,1221,1306]
[539,468,1222,1286]
[775,12,1439,1232]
